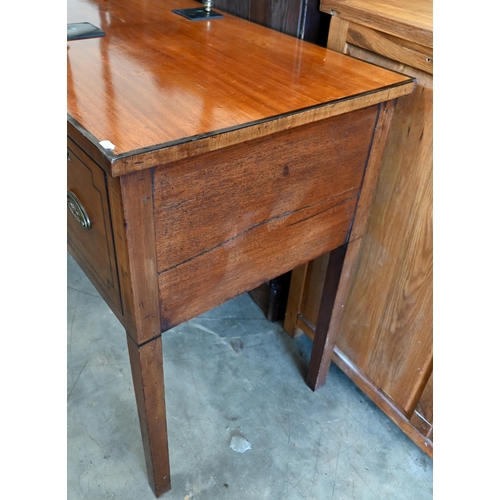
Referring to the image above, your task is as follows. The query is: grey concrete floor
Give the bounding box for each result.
[67,253,433,499]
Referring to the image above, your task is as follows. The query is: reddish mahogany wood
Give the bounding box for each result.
[127,334,171,497]
[67,139,122,314]
[119,169,162,345]
[153,108,378,329]
[67,0,415,495]
[67,0,413,171]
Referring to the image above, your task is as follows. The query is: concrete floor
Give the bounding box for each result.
[67,253,433,499]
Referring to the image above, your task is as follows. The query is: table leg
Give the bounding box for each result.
[306,101,397,391]
[127,333,171,497]
[306,245,347,391]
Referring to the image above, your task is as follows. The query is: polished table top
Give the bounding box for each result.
[67,0,413,175]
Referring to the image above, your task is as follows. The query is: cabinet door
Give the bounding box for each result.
[336,80,433,415]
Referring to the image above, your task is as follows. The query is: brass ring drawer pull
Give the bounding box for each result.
[67,191,92,230]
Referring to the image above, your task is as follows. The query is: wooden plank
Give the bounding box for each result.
[250,0,303,38]
[332,347,433,458]
[153,109,377,273]
[159,193,357,330]
[320,0,432,48]
[213,0,329,45]
[346,45,433,89]
[327,14,349,52]
[211,0,250,19]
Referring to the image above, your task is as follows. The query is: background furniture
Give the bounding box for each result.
[202,0,330,45]
[284,0,433,457]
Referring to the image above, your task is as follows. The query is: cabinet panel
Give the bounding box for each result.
[336,82,433,415]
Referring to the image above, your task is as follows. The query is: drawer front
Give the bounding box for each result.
[347,23,433,74]
[67,139,122,313]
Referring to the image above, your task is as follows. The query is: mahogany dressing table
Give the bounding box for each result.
[67,0,414,496]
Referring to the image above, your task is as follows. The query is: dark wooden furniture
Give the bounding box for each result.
[67,0,414,496]
[204,0,329,45]
[284,0,433,457]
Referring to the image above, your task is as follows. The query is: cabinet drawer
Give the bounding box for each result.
[346,22,433,74]
[67,139,122,313]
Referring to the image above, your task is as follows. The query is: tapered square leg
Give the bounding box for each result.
[306,245,346,391]
[127,333,171,497]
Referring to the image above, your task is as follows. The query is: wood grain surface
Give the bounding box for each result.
[320,0,432,47]
[67,0,413,173]
[153,107,379,329]
[120,169,163,345]
[67,0,420,493]
[284,0,432,455]
[335,83,433,415]
[67,139,122,313]
[127,334,171,496]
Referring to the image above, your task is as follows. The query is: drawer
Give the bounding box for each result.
[347,22,433,74]
[67,139,122,313]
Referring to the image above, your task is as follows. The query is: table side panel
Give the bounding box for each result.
[153,107,380,329]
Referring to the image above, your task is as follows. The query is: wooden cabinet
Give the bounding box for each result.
[207,0,329,44]
[284,0,433,457]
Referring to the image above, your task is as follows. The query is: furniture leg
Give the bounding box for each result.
[127,333,171,497]
[306,244,347,391]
